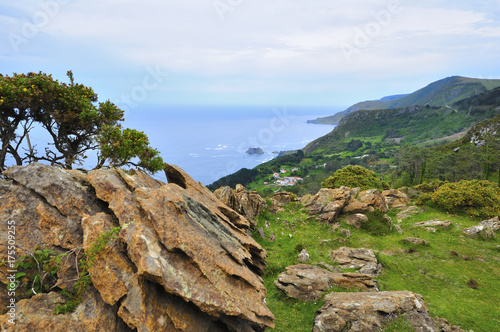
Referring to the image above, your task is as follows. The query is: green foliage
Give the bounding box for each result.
[382,315,415,332]
[413,180,447,193]
[0,71,163,173]
[14,248,63,298]
[97,125,164,173]
[54,226,121,314]
[254,201,499,332]
[360,209,395,236]
[418,180,500,219]
[207,168,259,190]
[322,165,388,190]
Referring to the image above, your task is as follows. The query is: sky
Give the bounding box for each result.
[1,0,500,112]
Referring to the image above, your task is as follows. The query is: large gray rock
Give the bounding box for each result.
[312,291,437,332]
[274,264,378,302]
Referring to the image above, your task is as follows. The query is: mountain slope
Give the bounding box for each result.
[310,76,500,125]
[304,87,500,154]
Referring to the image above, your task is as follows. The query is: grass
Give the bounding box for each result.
[254,203,500,331]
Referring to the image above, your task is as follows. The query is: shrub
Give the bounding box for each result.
[322,165,389,191]
[413,180,447,193]
[419,180,500,219]
[360,210,395,236]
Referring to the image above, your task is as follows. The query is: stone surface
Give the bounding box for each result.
[414,220,452,228]
[300,193,314,206]
[345,213,369,230]
[382,189,411,208]
[0,288,131,332]
[0,163,274,331]
[462,216,500,237]
[297,249,310,262]
[357,189,389,212]
[312,291,437,332]
[343,199,373,214]
[274,264,378,302]
[271,191,294,207]
[433,316,473,332]
[305,187,351,223]
[396,205,422,219]
[213,184,267,226]
[330,247,381,276]
[404,237,430,246]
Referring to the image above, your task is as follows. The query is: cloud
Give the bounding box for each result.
[1,0,499,106]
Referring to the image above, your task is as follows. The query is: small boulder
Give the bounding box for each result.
[462,217,500,237]
[312,291,437,332]
[258,227,266,240]
[396,205,421,219]
[297,249,310,262]
[330,247,381,276]
[414,220,452,228]
[274,264,378,302]
[404,237,430,246]
[272,191,293,207]
[382,189,411,208]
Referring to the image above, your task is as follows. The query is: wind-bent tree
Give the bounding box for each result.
[0,71,163,173]
[97,125,164,173]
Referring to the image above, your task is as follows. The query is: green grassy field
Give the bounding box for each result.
[253,203,500,332]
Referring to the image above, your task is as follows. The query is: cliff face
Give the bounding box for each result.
[0,163,274,331]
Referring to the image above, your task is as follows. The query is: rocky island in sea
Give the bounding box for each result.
[246,147,264,155]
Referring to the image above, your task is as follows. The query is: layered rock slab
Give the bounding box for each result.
[213,184,267,226]
[312,291,437,332]
[330,247,381,276]
[0,163,274,331]
[274,264,378,302]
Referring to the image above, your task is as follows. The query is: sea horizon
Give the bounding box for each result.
[123,104,339,185]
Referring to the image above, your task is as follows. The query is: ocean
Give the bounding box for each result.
[14,105,338,186]
[124,105,337,185]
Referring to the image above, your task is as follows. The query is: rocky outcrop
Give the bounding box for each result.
[330,247,381,276]
[345,213,369,229]
[0,288,130,332]
[274,265,378,302]
[382,189,411,208]
[0,163,274,331]
[462,216,500,237]
[304,187,352,222]
[271,191,294,208]
[312,291,437,332]
[213,184,267,226]
[304,187,397,223]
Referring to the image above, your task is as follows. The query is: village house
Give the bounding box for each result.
[275,176,303,186]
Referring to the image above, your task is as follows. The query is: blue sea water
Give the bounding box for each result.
[15,105,338,186]
[124,105,337,185]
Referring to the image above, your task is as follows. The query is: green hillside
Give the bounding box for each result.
[310,76,500,125]
[304,87,500,155]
